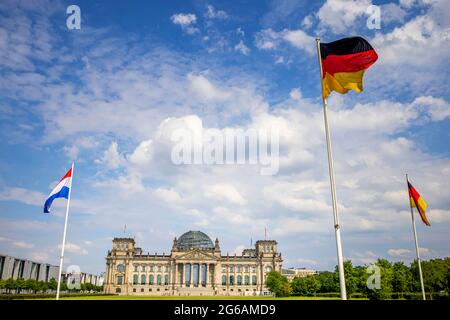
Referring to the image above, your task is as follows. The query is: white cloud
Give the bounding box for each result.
[205,184,247,205]
[154,187,182,203]
[128,139,153,166]
[12,241,34,249]
[254,28,314,54]
[171,13,197,26]
[388,248,411,258]
[234,40,250,55]
[317,0,372,34]
[187,73,230,101]
[171,13,199,35]
[0,187,45,206]
[95,141,125,170]
[282,29,315,54]
[289,88,302,101]
[58,242,88,255]
[205,5,228,20]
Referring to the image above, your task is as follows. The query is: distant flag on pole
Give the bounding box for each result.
[408,180,430,226]
[319,36,378,99]
[43,168,72,213]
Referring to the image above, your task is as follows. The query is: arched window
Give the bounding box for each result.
[229,275,234,285]
[265,266,272,273]
[252,275,257,285]
[244,275,249,285]
[149,275,154,285]
[141,274,146,285]
[133,274,138,285]
[157,275,162,285]
[117,264,125,272]
[221,275,227,285]
[237,275,242,285]
[164,274,169,285]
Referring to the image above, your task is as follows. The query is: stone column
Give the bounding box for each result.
[181,263,185,287]
[204,263,208,287]
[190,263,194,287]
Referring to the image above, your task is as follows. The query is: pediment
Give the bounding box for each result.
[174,249,217,261]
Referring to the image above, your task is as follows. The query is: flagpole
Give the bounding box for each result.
[315,37,347,300]
[56,162,74,300]
[406,174,426,300]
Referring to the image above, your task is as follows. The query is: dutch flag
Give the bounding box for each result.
[43,167,72,213]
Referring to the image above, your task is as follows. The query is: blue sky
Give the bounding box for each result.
[0,0,449,275]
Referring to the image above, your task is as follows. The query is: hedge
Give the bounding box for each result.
[0,293,115,300]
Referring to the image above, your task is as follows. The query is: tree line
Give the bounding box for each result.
[266,257,450,299]
[0,278,103,294]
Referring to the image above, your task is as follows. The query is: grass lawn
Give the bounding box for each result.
[43,295,345,300]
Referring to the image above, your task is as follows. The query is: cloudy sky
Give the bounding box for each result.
[0,0,449,275]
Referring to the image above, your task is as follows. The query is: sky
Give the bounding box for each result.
[0,0,449,275]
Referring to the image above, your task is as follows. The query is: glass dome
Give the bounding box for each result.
[177,230,214,250]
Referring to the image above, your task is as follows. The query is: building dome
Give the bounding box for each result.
[176,230,214,250]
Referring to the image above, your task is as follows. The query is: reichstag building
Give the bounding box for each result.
[104,230,282,296]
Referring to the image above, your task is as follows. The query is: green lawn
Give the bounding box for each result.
[44,295,344,300]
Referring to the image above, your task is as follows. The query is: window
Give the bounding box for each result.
[230,266,234,272]
[150,265,154,272]
[221,275,227,285]
[229,275,234,285]
[245,266,249,273]
[164,274,169,285]
[141,265,146,272]
[134,265,138,272]
[222,266,227,273]
[245,275,249,285]
[251,266,256,273]
[117,264,125,272]
[252,275,257,285]
[265,266,272,273]
[149,275,154,285]
[157,265,162,272]
[117,276,123,285]
[141,274,146,285]
[237,275,242,285]
[116,288,121,293]
[133,274,138,285]
[157,275,162,285]
[165,265,170,272]
[237,266,241,273]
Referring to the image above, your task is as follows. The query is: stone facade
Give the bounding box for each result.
[104,231,283,296]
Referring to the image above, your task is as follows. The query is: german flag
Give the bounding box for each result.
[408,181,430,226]
[320,36,378,99]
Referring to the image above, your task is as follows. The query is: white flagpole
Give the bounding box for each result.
[406,174,426,300]
[315,37,347,300]
[56,162,74,300]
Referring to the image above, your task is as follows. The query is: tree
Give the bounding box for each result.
[291,276,320,296]
[392,262,412,297]
[265,271,291,297]
[15,278,26,293]
[48,278,57,291]
[316,271,337,293]
[365,259,393,300]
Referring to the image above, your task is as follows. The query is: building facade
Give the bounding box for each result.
[281,268,318,282]
[0,253,103,286]
[104,231,283,296]
[0,253,59,282]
